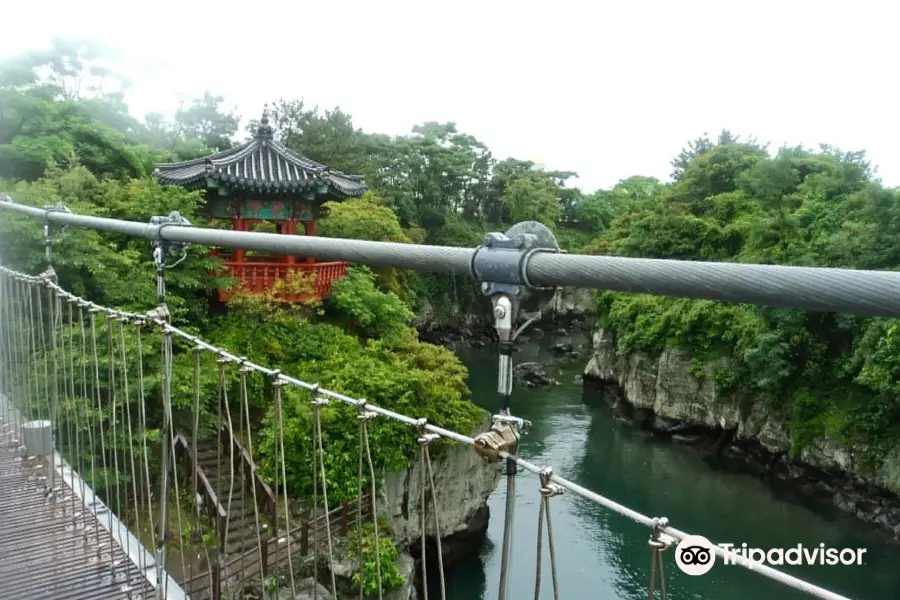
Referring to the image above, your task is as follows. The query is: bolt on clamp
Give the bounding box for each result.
[310,385,329,408]
[356,400,377,421]
[474,418,523,463]
[271,370,288,388]
[649,517,675,550]
[539,467,564,497]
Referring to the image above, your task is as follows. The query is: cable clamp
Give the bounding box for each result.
[215,349,238,364]
[149,211,193,268]
[474,416,523,463]
[493,413,531,433]
[310,384,329,408]
[649,517,675,550]
[270,370,288,387]
[356,399,377,421]
[416,418,439,445]
[238,357,254,374]
[145,305,170,322]
[539,467,564,497]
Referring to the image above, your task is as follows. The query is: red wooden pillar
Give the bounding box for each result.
[232,218,246,263]
[284,219,296,265]
[305,220,316,265]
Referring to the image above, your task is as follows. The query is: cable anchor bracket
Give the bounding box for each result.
[473,414,531,464]
[149,210,193,269]
[649,516,675,551]
[42,202,70,269]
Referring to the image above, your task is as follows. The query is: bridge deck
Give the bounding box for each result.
[0,422,155,600]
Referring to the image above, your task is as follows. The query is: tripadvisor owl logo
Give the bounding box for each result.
[673,535,868,575]
[675,535,716,576]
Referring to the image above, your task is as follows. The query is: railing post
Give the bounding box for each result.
[341,501,349,534]
[301,520,309,555]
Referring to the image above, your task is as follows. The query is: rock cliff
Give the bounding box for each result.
[315,411,500,600]
[584,328,900,540]
[381,411,502,558]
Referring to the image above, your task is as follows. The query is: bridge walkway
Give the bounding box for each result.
[0,411,155,600]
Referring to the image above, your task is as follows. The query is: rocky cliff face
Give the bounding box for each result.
[381,411,502,557]
[584,328,900,540]
[317,412,501,600]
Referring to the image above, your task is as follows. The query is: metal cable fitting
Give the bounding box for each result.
[649,517,674,550]
[356,399,377,421]
[311,384,328,408]
[271,370,287,388]
[539,468,564,497]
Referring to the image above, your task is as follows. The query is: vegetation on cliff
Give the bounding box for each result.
[4,38,900,590]
[592,134,900,463]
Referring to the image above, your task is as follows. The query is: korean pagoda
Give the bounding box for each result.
[153,108,368,303]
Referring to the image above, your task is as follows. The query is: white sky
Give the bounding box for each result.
[2,0,897,193]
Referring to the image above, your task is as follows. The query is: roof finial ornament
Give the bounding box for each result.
[256,103,274,142]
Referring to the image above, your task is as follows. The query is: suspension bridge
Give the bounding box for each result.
[1,197,897,600]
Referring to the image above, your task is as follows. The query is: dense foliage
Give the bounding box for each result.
[593,133,900,462]
[4,36,900,591]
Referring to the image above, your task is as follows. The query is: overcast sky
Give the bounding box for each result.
[2,0,897,192]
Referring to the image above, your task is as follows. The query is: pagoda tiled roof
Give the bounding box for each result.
[153,109,367,197]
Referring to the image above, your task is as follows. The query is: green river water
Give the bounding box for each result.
[439,334,900,600]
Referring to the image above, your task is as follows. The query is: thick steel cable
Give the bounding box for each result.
[0,265,857,600]
[9,199,900,318]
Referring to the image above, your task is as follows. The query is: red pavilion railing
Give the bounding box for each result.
[214,256,350,303]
